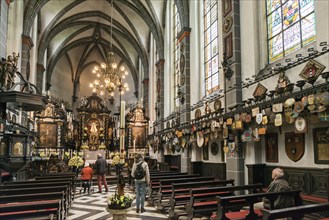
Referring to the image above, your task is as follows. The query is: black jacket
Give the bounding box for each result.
[95,157,107,175]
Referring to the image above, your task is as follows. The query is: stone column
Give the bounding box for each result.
[21,35,34,81]
[36,63,45,94]
[222,0,245,186]
[155,59,165,130]
[177,27,192,174]
[142,78,149,117]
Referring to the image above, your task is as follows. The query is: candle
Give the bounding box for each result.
[133,139,136,153]
[120,101,125,128]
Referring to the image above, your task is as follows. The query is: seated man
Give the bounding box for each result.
[263,167,295,209]
[81,162,93,194]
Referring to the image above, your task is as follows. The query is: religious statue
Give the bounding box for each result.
[0,52,19,90]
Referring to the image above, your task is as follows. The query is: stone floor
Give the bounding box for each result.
[68,183,168,220]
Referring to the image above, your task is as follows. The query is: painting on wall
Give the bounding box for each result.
[222,0,232,17]
[313,127,329,164]
[39,123,57,148]
[224,32,233,59]
[203,144,209,160]
[265,133,278,163]
[131,126,146,149]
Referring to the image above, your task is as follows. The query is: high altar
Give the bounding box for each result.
[76,93,113,160]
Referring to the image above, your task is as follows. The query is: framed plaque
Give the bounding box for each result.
[313,127,329,164]
[203,143,209,160]
[265,133,278,162]
[222,0,232,17]
[224,32,233,59]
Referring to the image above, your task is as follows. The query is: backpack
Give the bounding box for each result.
[134,162,146,180]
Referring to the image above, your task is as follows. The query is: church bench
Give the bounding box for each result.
[3,179,75,195]
[33,176,76,196]
[167,179,235,219]
[150,171,185,176]
[0,185,71,208]
[185,184,264,220]
[261,203,329,220]
[213,190,302,220]
[37,172,76,175]
[157,177,234,211]
[0,181,72,208]
[301,193,328,204]
[35,175,76,182]
[0,199,62,220]
[149,174,200,197]
[1,180,72,190]
[153,176,215,206]
[0,191,67,216]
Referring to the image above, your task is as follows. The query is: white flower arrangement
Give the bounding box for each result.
[68,155,84,167]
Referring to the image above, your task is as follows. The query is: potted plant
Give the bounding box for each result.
[106,192,134,220]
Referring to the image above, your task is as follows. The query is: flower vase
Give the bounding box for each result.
[106,207,131,220]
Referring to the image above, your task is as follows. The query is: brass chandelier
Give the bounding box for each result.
[90,52,129,96]
[89,0,129,96]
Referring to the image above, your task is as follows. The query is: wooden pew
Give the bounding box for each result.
[168,179,235,219]
[153,176,215,206]
[150,174,200,197]
[0,191,67,217]
[34,175,76,197]
[0,199,62,220]
[1,181,72,190]
[0,185,71,208]
[214,190,302,220]
[185,184,264,220]
[37,172,76,178]
[150,172,187,177]
[0,182,71,212]
[261,203,329,220]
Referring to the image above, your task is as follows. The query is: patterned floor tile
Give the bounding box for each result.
[68,184,168,220]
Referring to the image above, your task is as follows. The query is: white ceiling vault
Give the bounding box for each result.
[23,0,169,106]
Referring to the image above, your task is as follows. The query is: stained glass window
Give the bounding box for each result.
[173,3,181,107]
[204,0,219,95]
[266,0,316,63]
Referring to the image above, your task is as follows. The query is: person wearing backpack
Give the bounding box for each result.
[131,153,150,213]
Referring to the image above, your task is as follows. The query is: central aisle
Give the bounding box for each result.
[68,184,169,220]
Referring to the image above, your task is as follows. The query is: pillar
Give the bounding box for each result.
[222,0,245,186]
[21,35,34,81]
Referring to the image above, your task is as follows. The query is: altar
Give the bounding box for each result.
[84,149,106,164]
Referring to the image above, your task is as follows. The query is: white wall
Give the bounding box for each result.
[240,0,329,184]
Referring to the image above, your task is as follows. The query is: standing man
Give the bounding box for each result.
[95,153,108,193]
[80,162,93,194]
[131,153,150,213]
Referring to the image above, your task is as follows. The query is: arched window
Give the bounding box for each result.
[173,3,181,108]
[266,0,316,63]
[204,0,219,95]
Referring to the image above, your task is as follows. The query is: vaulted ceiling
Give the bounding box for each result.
[23,0,167,105]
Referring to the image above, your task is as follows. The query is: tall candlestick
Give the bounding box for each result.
[120,101,125,128]
[119,101,125,164]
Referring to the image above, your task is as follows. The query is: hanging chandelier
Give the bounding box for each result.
[89,0,129,96]
[90,52,129,96]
